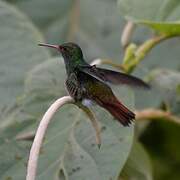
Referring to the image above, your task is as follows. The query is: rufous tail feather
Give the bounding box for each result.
[95,98,135,126]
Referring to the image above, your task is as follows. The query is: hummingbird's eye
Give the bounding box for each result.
[59,46,67,51]
[63,47,68,51]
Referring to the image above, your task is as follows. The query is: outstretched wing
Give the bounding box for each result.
[78,70,135,126]
[79,65,150,89]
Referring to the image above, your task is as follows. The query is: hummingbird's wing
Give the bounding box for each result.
[79,65,150,89]
[78,71,135,126]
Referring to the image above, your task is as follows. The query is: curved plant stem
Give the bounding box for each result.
[78,104,101,148]
[123,34,170,73]
[91,35,170,73]
[135,108,180,125]
[26,96,74,180]
[26,95,102,180]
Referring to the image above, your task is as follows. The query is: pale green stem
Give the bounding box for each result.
[123,34,170,73]
[91,35,170,74]
[135,108,180,125]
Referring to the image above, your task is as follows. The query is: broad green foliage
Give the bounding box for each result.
[5,0,126,60]
[118,0,180,35]
[1,59,134,180]
[5,0,180,69]
[28,59,134,180]
[0,1,50,110]
[0,1,136,179]
[0,0,180,180]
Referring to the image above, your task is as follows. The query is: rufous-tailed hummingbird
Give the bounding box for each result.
[39,42,149,126]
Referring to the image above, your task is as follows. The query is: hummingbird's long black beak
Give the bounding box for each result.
[38,43,59,50]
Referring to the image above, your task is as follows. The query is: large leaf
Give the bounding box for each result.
[118,0,180,35]
[0,58,134,180]
[5,0,125,60]
[0,102,36,179]
[7,0,74,29]
[5,0,180,69]
[0,1,179,179]
[0,1,50,110]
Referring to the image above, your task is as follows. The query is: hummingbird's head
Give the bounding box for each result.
[38,42,83,61]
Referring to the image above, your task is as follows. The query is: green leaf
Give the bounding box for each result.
[147,69,180,114]
[6,0,180,70]
[0,58,134,180]
[118,0,180,35]
[141,21,180,36]
[55,130,102,180]
[0,105,35,179]
[6,0,125,60]
[7,0,74,29]
[0,1,50,109]
[121,142,153,180]
[6,0,180,114]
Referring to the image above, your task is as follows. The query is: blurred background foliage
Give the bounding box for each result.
[0,0,179,180]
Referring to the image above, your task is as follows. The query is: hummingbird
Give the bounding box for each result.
[39,42,149,126]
